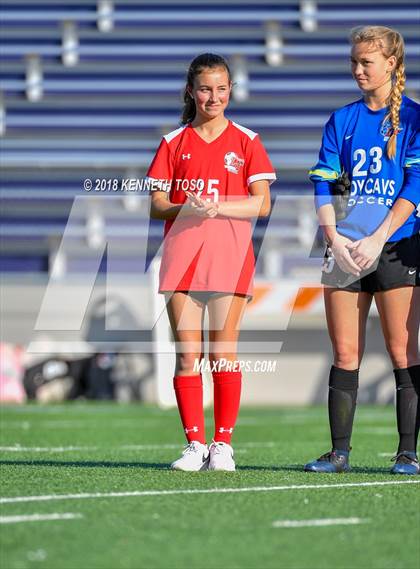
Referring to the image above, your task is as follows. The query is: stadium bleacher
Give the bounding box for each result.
[1,0,419,276]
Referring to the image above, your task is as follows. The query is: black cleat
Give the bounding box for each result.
[304,449,351,473]
[390,452,419,475]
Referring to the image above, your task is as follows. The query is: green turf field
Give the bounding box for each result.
[1,403,419,569]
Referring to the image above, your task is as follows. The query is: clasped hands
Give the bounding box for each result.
[332,232,386,276]
[185,191,219,218]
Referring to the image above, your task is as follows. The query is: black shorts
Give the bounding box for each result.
[321,232,420,294]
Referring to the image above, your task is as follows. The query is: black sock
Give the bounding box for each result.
[328,366,359,452]
[394,365,420,454]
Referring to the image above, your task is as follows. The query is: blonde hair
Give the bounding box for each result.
[350,26,405,160]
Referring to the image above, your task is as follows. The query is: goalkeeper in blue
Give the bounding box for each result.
[305,26,420,475]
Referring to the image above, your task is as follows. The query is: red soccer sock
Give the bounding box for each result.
[212,370,242,444]
[173,375,206,444]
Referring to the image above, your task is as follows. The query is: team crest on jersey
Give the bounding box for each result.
[380,119,403,141]
[224,151,245,174]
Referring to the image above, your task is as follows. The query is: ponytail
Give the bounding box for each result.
[385,62,405,160]
[182,91,196,125]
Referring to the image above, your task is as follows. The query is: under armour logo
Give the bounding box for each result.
[218,427,233,434]
[184,426,199,434]
[182,153,191,160]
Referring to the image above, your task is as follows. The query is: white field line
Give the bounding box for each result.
[0,407,392,416]
[240,412,393,423]
[0,414,395,429]
[4,405,160,415]
[357,428,395,435]
[0,418,162,429]
[1,480,418,505]
[2,422,397,434]
[356,415,394,423]
[0,442,279,453]
[272,517,368,528]
[0,513,83,524]
[1,419,270,430]
[0,446,98,452]
[378,453,394,457]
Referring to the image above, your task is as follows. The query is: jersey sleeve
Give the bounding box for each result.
[245,136,276,187]
[146,138,174,192]
[400,126,420,208]
[309,114,342,210]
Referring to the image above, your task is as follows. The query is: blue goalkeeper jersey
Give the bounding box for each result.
[309,95,420,242]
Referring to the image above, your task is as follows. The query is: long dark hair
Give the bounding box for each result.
[181,53,232,125]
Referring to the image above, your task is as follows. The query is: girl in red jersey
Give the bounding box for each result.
[148,53,276,471]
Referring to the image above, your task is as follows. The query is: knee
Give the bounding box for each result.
[209,352,237,366]
[333,341,362,370]
[176,352,203,375]
[385,341,418,369]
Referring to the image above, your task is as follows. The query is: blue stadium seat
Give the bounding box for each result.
[1,0,419,272]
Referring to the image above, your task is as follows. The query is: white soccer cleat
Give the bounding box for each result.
[171,441,209,471]
[208,441,236,471]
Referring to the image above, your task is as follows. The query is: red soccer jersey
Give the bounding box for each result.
[147,120,276,297]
